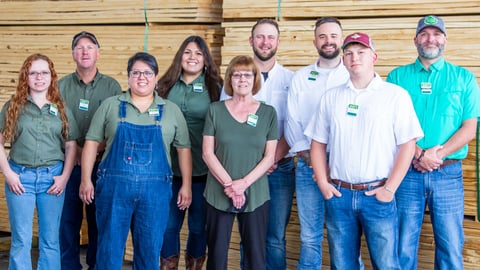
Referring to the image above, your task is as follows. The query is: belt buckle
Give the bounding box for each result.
[348,182,356,190]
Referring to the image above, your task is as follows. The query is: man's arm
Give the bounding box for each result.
[416,118,477,172]
[366,138,416,201]
[310,140,340,199]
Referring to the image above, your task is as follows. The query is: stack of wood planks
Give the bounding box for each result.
[0,0,479,269]
[0,0,224,95]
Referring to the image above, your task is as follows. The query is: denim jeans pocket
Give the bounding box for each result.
[438,161,462,178]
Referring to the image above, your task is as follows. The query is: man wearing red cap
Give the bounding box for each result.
[387,15,480,270]
[306,32,423,269]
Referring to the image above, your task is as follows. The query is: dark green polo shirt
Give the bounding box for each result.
[0,97,80,167]
[167,74,212,177]
[59,70,122,146]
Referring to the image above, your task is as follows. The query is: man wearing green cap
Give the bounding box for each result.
[387,15,480,270]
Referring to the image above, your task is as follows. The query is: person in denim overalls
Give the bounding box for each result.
[0,54,79,270]
[80,52,192,270]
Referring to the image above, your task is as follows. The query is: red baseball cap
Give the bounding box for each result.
[342,32,375,51]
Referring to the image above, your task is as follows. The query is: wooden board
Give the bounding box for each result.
[0,25,224,99]
[221,16,480,81]
[0,0,223,24]
[223,0,480,20]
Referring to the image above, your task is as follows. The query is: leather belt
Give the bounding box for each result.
[439,159,460,168]
[330,178,386,191]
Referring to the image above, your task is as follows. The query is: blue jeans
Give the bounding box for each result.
[60,165,98,270]
[325,184,400,270]
[295,158,324,270]
[5,160,65,270]
[161,177,207,258]
[266,158,295,270]
[95,174,172,270]
[396,161,464,270]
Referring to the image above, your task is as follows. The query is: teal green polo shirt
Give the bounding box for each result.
[387,57,480,159]
[0,97,80,167]
[167,74,213,177]
[86,90,190,166]
[59,70,122,146]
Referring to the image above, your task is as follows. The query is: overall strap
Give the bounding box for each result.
[155,104,164,124]
[119,101,127,121]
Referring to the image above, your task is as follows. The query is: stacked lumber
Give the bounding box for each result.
[0,0,222,24]
[0,25,223,100]
[221,16,480,79]
[0,0,479,268]
[223,0,480,20]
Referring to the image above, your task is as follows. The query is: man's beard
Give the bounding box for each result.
[318,45,340,59]
[416,42,444,59]
[253,47,277,61]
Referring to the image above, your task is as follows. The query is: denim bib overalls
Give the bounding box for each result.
[95,101,172,270]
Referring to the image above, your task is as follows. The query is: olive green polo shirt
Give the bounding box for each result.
[0,97,80,167]
[59,70,122,146]
[86,90,190,166]
[387,57,480,159]
[167,74,212,177]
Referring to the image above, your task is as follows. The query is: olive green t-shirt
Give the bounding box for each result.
[0,97,80,167]
[203,101,278,212]
[59,71,122,146]
[86,90,190,166]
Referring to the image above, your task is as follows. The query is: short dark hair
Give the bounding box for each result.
[127,52,159,76]
[314,17,342,33]
[251,18,280,37]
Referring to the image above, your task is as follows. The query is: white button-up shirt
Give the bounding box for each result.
[304,75,424,183]
[285,59,349,153]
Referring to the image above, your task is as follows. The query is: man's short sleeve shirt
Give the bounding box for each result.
[387,57,480,159]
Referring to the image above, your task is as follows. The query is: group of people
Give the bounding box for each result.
[0,14,478,270]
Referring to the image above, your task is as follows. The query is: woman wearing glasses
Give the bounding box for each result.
[202,55,278,270]
[79,52,191,270]
[157,36,222,270]
[0,54,79,269]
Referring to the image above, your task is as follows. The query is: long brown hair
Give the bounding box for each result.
[2,54,69,142]
[157,36,222,102]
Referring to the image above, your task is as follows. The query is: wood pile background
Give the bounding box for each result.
[1,0,480,269]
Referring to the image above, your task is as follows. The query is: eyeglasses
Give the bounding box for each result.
[129,70,155,79]
[231,72,254,80]
[28,71,51,78]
